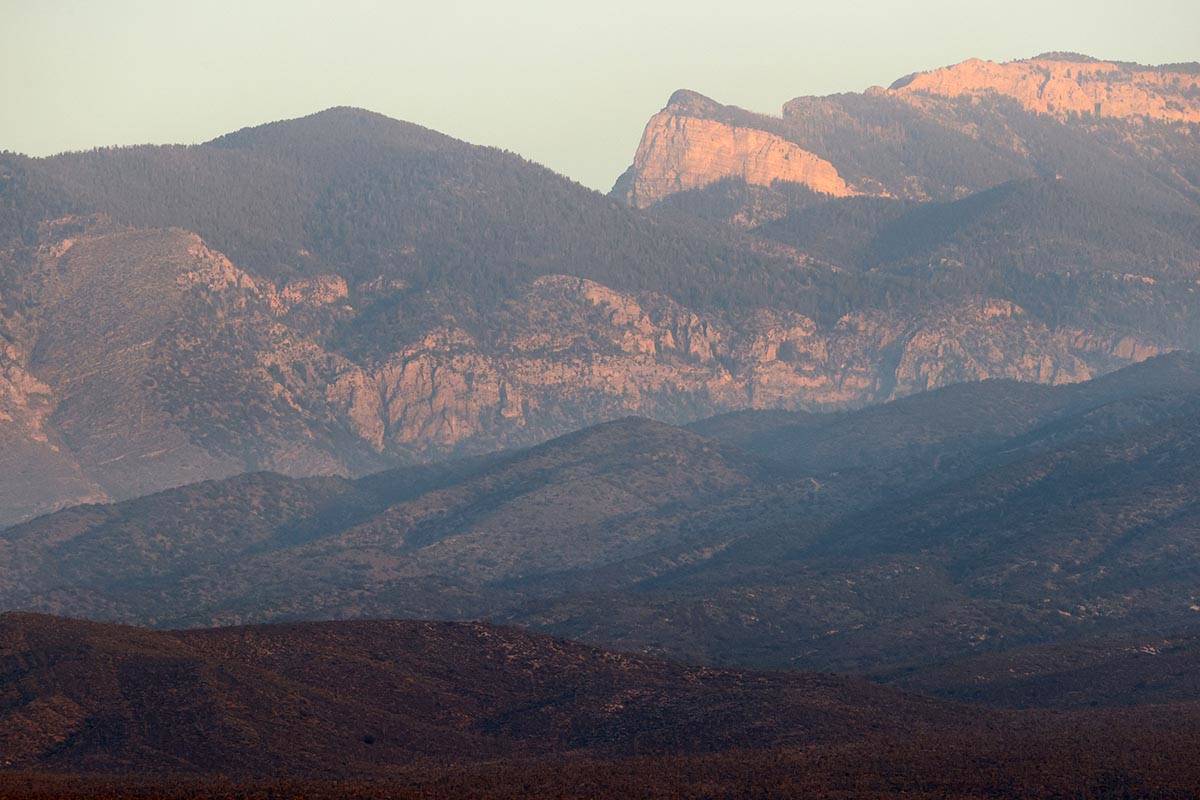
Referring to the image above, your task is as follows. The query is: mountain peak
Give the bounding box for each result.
[618,89,858,207]
[205,105,457,152]
[1028,51,1104,63]
[665,89,721,114]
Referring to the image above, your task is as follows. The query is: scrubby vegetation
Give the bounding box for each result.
[4,614,1200,799]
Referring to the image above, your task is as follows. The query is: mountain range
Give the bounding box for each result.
[3,52,1199,526]
[4,352,1198,678]
[4,50,1200,798]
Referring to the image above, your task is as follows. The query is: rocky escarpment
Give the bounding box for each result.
[324,285,1143,455]
[614,55,1200,209]
[0,339,106,522]
[615,91,860,208]
[891,54,1200,123]
[0,215,1168,527]
[0,216,376,525]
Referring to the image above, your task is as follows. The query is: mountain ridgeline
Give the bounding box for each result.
[4,353,1200,679]
[2,51,1199,525]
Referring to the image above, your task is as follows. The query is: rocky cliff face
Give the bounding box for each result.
[326,279,1163,454]
[617,91,859,208]
[601,55,1200,428]
[891,55,1200,123]
[0,338,107,522]
[0,214,1167,526]
[615,55,1200,207]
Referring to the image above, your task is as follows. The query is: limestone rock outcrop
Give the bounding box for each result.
[618,93,858,208]
[891,55,1200,123]
[321,276,1155,459]
[614,54,1200,209]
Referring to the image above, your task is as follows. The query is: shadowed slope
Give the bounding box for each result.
[0,613,955,775]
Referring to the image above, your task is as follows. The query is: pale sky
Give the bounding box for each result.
[2,0,1197,190]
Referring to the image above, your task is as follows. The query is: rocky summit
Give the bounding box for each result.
[617,90,860,209]
[891,53,1200,123]
[617,54,1200,206]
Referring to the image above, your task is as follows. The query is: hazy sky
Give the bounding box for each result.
[3,0,1197,190]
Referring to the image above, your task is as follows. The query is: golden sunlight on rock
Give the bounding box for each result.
[622,110,858,208]
[891,55,1200,123]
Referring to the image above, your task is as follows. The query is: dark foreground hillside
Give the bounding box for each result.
[2,614,1200,799]
[0,613,958,773]
[884,627,1200,709]
[6,734,1200,800]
